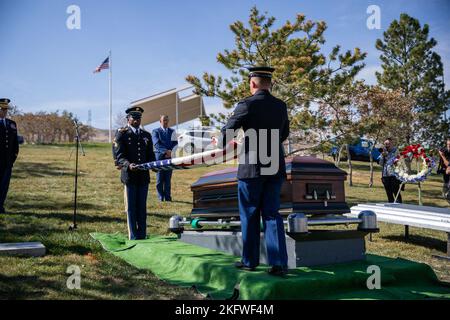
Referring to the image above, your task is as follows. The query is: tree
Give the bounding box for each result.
[375,13,450,148]
[198,115,211,127]
[114,111,127,130]
[186,6,366,138]
[12,110,95,144]
[317,80,369,186]
[355,86,415,186]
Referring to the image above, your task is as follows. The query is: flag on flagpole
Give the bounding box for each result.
[93,57,110,73]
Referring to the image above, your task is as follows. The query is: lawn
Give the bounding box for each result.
[0,144,448,299]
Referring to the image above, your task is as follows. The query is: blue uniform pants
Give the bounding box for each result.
[238,176,288,268]
[0,166,12,212]
[156,169,173,201]
[125,183,149,240]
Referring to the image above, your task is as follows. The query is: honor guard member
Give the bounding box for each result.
[151,115,178,202]
[115,106,156,240]
[220,67,290,276]
[0,98,19,214]
[112,132,128,213]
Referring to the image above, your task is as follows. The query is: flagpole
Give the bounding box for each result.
[109,50,112,143]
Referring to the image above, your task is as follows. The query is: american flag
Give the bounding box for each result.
[93,57,109,73]
[137,141,238,172]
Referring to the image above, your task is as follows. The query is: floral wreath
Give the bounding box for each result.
[387,144,436,183]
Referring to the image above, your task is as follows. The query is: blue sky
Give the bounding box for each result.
[1,0,449,130]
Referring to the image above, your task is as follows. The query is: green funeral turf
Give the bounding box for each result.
[91,232,450,300]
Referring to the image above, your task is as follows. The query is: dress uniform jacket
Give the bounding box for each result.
[220,88,290,269]
[115,126,156,185]
[221,89,289,179]
[0,118,19,168]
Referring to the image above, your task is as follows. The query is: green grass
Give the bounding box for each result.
[0,144,448,299]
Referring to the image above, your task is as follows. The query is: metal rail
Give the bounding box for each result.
[177,217,362,227]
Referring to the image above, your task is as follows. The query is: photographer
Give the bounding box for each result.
[378,138,402,203]
[437,137,450,199]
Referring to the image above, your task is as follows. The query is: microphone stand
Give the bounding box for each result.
[69,120,86,231]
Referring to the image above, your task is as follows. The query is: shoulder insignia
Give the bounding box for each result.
[10,122,16,130]
[118,127,128,133]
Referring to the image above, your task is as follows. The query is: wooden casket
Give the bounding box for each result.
[190,156,349,220]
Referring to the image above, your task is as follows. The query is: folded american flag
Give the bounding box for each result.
[137,141,238,171]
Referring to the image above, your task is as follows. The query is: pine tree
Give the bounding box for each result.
[186,6,366,133]
[375,13,450,147]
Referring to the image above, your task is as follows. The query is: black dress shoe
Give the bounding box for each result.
[234,261,256,271]
[267,266,288,277]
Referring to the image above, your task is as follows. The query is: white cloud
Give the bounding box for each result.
[356,65,382,85]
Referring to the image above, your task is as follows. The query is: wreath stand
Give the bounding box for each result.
[392,154,429,241]
[393,181,423,205]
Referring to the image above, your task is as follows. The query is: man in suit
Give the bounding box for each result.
[115,106,156,240]
[0,98,19,214]
[220,66,290,276]
[152,115,178,202]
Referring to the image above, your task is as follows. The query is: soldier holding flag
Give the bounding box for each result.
[114,107,155,240]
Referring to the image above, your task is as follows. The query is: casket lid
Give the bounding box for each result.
[191,156,346,188]
[290,156,347,175]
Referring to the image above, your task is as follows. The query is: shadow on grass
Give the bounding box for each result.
[168,200,192,205]
[150,212,179,220]
[0,224,59,243]
[47,243,93,256]
[7,193,110,215]
[82,252,202,299]
[15,211,126,224]
[12,162,82,178]
[382,234,448,253]
[0,274,59,299]
[337,162,382,172]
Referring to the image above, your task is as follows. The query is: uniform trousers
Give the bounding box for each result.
[0,166,12,212]
[125,183,149,240]
[237,176,288,268]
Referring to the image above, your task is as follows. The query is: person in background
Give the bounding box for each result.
[378,138,402,203]
[0,98,19,214]
[152,115,178,202]
[438,137,450,199]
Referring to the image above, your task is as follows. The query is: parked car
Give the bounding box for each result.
[330,138,381,162]
[177,128,219,155]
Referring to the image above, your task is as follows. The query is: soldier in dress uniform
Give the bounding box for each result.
[220,67,290,276]
[0,98,19,214]
[112,132,128,213]
[114,106,156,240]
